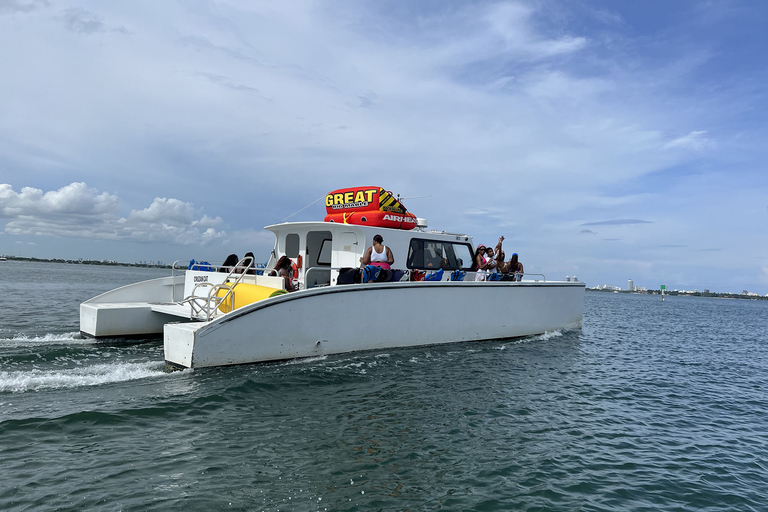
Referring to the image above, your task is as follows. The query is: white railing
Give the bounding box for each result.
[179,256,257,321]
[304,266,548,286]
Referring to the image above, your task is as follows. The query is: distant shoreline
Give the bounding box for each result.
[0,255,172,269]
[587,288,767,301]
[4,257,764,299]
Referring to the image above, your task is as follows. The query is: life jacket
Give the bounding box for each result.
[425,268,444,281]
[292,255,302,279]
[410,270,426,282]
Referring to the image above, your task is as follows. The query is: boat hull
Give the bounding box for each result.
[80,275,186,338]
[164,281,584,368]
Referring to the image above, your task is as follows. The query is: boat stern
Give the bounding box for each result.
[163,322,203,369]
[80,302,168,338]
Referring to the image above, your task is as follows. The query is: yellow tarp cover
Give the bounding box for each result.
[216,282,282,312]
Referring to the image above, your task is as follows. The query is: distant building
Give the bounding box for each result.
[627,279,634,292]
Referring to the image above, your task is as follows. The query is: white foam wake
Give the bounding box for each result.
[0,362,166,393]
[528,329,565,342]
[283,355,328,366]
[493,329,566,350]
[0,332,89,348]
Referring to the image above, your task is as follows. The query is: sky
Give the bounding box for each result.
[1,0,767,294]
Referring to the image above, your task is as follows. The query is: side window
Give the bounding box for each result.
[286,234,300,258]
[317,239,332,265]
[407,239,473,270]
[406,240,425,269]
[449,243,473,270]
[424,241,446,268]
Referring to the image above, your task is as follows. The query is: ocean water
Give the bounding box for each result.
[1,261,767,511]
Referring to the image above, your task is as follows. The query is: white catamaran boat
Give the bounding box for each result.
[80,187,584,369]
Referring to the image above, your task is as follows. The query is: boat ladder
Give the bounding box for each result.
[179,256,255,321]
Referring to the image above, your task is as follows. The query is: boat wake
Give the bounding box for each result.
[491,329,566,350]
[528,329,566,342]
[282,355,329,366]
[0,361,167,393]
[0,332,89,348]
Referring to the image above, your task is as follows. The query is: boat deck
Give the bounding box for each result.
[149,302,206,320]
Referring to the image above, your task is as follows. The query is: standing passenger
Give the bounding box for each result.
[494,236,506,273]
[473,245,489,281]
[485,247,498,276]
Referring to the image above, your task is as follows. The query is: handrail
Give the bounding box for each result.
[201,256,253,319]
[171,260,187,277]
[304,266,334,288]
[304,266,548,286]
[178,264,548,319]
[483,272,544,282]
[175,256,263,276]
[179,256,257,321]
[517,273,544,282]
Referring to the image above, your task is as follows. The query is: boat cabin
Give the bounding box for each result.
[264,221,476,289]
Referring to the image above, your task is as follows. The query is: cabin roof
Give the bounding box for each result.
[264,221,471,241]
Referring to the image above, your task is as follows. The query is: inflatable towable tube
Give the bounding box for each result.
[324,186,418,230]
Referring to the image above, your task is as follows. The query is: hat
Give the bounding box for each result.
[512,253,518,257]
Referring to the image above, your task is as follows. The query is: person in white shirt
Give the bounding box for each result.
[360,234,395,269]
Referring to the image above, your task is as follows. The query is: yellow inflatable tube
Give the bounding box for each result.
[215,282,284,312]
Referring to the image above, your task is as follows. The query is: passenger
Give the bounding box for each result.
[496,249,507,273]
[472,245,490,281]
[507,252,524,281]
[360,234,394,270]
[242,251,256,274]
[494,236,507,273]
[425,244,444,268]
[221,253,239,273]
[274,255,297,292]
[485,246,498,276]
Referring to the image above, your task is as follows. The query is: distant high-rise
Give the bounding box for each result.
[628,279,634,291]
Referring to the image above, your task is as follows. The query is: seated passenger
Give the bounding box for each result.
[496,249,507,274]
[241,251,256,274]
[274,255,297,292]
[221,253,239,273]
[507,252,524,281]
[425,244,448,268]
[360,234,394,269]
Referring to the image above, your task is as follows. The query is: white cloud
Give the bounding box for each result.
[0,182,120,217]
[664,130,712,150]
[128,198,195,224]
[0,182,225,245]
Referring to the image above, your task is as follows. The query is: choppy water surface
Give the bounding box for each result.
[1,261,767,511]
